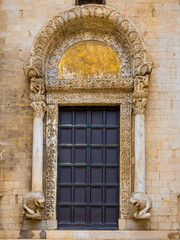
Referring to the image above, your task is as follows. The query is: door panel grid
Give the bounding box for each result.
[57,106,120,229]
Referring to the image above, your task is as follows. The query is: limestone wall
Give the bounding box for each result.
[0,0,180,230]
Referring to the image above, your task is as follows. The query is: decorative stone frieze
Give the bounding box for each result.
[45,78,134,92]
[45,105,58,220]
[23,191,45,220]
[31,101,46,119]
[120,102,132,218]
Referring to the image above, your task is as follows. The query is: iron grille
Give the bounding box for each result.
[57,106,120,230]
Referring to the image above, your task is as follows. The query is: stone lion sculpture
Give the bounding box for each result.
[130,192,152,219]
[168,232,180,239]
[23,191,45,219]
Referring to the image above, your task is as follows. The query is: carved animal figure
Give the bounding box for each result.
[130,192,152,219]
[168,232,180,239]
[23,191,45,219]
[30,77,45,95]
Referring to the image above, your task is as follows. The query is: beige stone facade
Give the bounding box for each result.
[0,0,180,235]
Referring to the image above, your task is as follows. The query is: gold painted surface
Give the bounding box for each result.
[58,41,120,79]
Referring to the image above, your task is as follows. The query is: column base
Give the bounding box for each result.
[22,220,57,230]
[118,219,150,230]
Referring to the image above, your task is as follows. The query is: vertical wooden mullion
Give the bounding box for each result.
[87,107,91,227]
[71,108,75,226]
[102,107,106,227]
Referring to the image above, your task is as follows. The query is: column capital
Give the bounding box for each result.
[31,101,46,119]
[133,75,149,115]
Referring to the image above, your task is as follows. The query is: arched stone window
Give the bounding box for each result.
[23,4,153,230]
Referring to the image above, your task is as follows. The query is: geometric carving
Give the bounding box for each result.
[120,102,132,218]
[45,105,58,220]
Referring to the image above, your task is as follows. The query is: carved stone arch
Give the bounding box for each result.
[24,4,152,81]
[23,4,154,229]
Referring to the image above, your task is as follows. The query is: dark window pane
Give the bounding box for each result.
[90,207,102,224]
[106,148,118,165]
[91,167,103,184]
[105,109,119,125]
[91,129,103,144]
[74,167,86,183]
[91,187,102,203]
[91,108,103,125]
[106,129,119,145]
[105,207,118,224]
[59,187,71,203]
[75,129,87,144]
[74,187,86,203]
[59,128,72,144]
[59,167,72,183]
[59,207,71,224]
[74,207,86,223]
[91,148,103,164]
[59,148,72,163]
[106,187,118,204]
[75,108,87,124]
[106,167,118,184]
[59,108,72,124]
[75,148,87,164]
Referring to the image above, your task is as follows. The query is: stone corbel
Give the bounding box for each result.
[23,66,46,220]
[131,62,153,220]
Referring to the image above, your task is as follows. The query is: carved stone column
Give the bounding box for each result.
[23,67,46,221]
[130,75,152,220]
[31,101,46,192]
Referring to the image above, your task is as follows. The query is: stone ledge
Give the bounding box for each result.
[0,230,172,239]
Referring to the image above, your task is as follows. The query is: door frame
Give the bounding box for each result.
[45,91,132,227]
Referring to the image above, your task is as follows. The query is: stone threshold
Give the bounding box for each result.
[0,230,173,239]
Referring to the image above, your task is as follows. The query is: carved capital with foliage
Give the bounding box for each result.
[31,101,46,119]
[133,75,149,115]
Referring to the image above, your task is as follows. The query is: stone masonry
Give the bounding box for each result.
[0,0,180,231]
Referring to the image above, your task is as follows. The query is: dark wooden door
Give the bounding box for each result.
[57,106,120,229]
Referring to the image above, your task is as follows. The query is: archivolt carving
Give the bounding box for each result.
[29,4,146,78]
[46,30,132,79]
